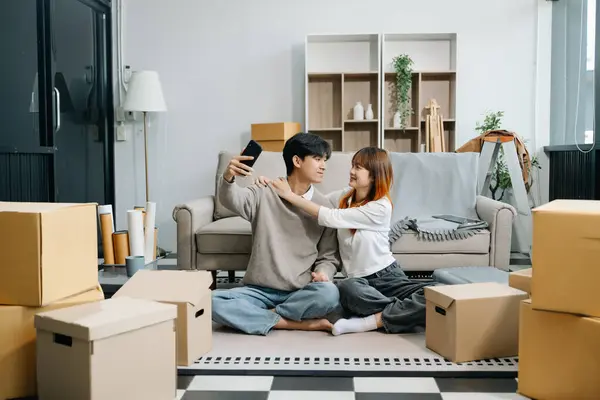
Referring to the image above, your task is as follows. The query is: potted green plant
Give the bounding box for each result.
[475,111,541,202]
[391,54,414,129]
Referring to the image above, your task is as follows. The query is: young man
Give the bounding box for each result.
[212,133,342,335]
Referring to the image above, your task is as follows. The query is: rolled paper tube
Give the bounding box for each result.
[112,230,130,265]
[154,227,158,260]
[127,210,145,256]
[134,206,146,227]
[98,206,115,265]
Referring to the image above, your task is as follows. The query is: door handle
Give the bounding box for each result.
[54,87,61,132]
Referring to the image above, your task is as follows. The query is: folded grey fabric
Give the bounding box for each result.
[389,214,488,244]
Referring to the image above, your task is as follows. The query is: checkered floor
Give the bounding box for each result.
[176,375,529,399]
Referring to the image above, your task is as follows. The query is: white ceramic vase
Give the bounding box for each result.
[365,104,374,120]
[353,102,364,120]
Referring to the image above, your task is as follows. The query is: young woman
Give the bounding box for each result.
[265,146,436,336]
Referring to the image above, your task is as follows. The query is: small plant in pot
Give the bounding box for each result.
[391,54,414,129]
[475,111,541,202]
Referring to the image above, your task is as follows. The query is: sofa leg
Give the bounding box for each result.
[228,270,235,283]
[210,270,217,290]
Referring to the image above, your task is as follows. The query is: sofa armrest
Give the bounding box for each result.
[172,196,215,270]
[476,195,517,271]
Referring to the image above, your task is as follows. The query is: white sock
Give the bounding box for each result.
[332,315,378,336]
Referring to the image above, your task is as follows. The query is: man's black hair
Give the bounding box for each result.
[282,132,332,176]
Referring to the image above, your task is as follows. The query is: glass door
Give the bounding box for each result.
[0,0,55,201]
[49,0,114,205]
[0,0,114,206]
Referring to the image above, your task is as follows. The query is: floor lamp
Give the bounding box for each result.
[123,71,167,202]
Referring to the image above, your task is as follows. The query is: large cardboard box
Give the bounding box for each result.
[35,296,177,400]
[531,200,600,318]
[0,286,104,400]
[0,202,99,306]
[508,268,532,295]
[425,282,528,363]
[251,122,301,152]
[518,300,600,399]
[113,270,213,366]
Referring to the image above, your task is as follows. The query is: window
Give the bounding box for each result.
[549,0,595,146]
[588,0,595,71]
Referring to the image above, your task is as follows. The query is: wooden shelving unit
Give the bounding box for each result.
[305,34,381,151]
[381,33,457,152]
[305,33,457,153]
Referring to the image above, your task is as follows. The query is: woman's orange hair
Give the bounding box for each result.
[339,147,393,214]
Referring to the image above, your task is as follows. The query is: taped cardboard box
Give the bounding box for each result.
[425,282,528,363]
[531,200,600,318]
[0,286,104,400]
[518,300,600,399]
[251,122,301,152]
[0,202,99,306]
[35,297,177,400]
[113,270,213,366]
[508,268,532,295]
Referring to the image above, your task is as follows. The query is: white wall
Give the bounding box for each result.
[115,0,550,252]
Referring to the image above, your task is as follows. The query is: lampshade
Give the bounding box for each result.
[123,71,167,112]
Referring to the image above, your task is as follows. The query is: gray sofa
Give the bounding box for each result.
[173,151,517,277]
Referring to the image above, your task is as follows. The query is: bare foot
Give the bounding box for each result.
[274,317,333,332]
[305,318,333,332]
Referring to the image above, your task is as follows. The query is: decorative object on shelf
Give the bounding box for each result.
[365,104,374,120]
[365,104,375,121]
[391,54,414,129]
[424,99,446,152]
[353,101,364,120]
[122,70,167,203]
[393,111,401,128]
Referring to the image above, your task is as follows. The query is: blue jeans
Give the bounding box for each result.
[212,282,340,335]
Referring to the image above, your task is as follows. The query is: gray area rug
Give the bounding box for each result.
[178,324,519,377]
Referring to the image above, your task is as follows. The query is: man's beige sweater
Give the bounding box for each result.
[218,176,340,291]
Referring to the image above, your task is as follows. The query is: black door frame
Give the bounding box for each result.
[9,0,115,205]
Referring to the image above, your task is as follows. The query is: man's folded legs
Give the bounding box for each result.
[212,281,340,335]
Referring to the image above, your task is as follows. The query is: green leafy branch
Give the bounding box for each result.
[392,54,414,129]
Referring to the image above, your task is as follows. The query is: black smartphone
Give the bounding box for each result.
[240,140,263,168]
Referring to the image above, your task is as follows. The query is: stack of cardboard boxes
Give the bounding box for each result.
[514,200,600,399]
[0,202,214,399]
[0,202,105,399]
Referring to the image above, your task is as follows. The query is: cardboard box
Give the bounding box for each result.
[425,282,528,363]
[251,122,301,152]
[0,286,104,400]
[113,270,213,366]
[508,268,532,295]
[517,300,600,399]
[0,202,99,306]
[35,296,177,400]
[531,200,600,318]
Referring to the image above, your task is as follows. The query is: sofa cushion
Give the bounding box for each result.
[391,229,490,254]
[196,216,251,254]
[198,216,489,256]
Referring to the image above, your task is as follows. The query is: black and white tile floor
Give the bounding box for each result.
[176,375,529,399]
